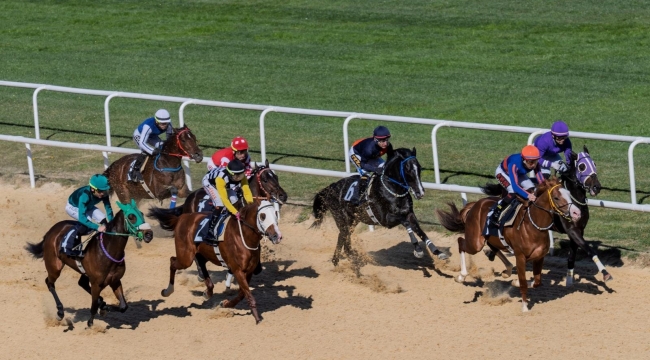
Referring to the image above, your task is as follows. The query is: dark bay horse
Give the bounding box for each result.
[481,146,610,284]
[172,159,287,216]
[25,200,154,327]
[311,147,448,268]
[437,178,582,312]
[104,126,203,204]
[148,199,282,324]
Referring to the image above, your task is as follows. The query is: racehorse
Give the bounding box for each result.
[311,147,448,268]
[25,200,154,327]
[480,146,610,284]
[172,159,287,216]
[148,199,282,324]
[104,125,203,204]
[436,178,582,312]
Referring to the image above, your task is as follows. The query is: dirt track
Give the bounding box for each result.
[1,182,648,359]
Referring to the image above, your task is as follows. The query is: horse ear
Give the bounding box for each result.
[412,147,417,157]
[570,151,577,162]
[386,144,395,159]
[130,198,137,208]
[583,145,589,154]
[265,158,270,168]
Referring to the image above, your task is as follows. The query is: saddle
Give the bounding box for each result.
[483,199,523,253]
[344,173,373,204]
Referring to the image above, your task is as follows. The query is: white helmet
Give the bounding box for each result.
[154,109,171,123]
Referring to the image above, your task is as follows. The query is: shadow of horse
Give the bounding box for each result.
[368,242,454,279]
[553,238,625,267]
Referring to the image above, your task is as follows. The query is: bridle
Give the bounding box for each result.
[252,167,284,204]
[526,184,573,230]
[154,128,194,172]
[235,201,280,250]
[380,155,419,198]
[561,152,597,206]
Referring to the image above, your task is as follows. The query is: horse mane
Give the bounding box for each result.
[382,147,414,172]
[535,177,560,196]
[106,209,125,234]
[162,125,189,147]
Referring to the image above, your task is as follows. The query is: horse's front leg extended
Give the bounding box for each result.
[567,227,612,283]
[110,280,128,313]
[406,212,448,260]
[78,275,107,314]
[87,282,102,328]
[515,254,529,312]
[46,277,65,321]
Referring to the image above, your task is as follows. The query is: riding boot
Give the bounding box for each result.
[489,195,513,228]
[204,207,227,242]
[129,153,147,182]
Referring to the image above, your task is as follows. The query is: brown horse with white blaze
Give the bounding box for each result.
[436,178,581,312]
[104,125,203,204]
[148,199,282,324]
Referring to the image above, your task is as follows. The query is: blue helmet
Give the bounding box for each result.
[551,120,569,137]
[373,126,391,139]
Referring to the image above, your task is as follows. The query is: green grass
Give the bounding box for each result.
[2,0,650,253]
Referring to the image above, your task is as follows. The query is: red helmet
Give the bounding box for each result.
[521,145,541,160]
[231,136,248,152]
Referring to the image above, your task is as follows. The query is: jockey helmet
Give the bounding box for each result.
[551,120,569,137]
[89,174,110,191]
[226,159,246,175]
[231,136,249,152]
[154,109,172,124]
[521,145,541,160]
[373,126,391,139]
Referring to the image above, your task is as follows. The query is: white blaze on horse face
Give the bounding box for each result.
[258,200,282,242]
[559,188,581,222]
[411,163,425,198]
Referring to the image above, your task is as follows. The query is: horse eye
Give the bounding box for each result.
[578,163,587,172]
[260,213,266,221]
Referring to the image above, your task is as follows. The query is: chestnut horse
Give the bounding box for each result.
[436,178,581,312]
[25,200,154,327]
[481,146,610,285]
[104,126,203,204]
[148,199,282,324]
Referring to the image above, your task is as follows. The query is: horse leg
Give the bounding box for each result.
[227,270,261,324]
[45,276,65,321]
[515,254,529,312]
[196,252,214,299]
[87,282,102,328]
[109,280,128,313]
[568,228,612,283]
[221,270,246,309]
[566,237,578,286]
[532,258,544,289]
[457,237,469,283]
[162,256,179,297]
[162,251,194,297]
[405,213,448,260]
[332,229,347,267]
[493,250,514,278]
[78,275,107,315]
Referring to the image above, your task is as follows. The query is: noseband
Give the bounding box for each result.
[235,202,279,250]
[380,156,417,197]
[527,184,572,230]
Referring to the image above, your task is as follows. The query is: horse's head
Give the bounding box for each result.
[169,126,203,163]
[256,200,282,244]
[253,159,288,204]
[385,147,425,199]
[573,146,601,197]
[537,178,581,223]
[116,199,154,243]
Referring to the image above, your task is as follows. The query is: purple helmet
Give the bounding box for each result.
[551,120,569,137]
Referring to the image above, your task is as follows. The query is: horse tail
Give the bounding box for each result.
[480,182,504,197]
[25,238,45,259]
[310,189,329,229]
[148,206,180,231]
[436,202,466,233]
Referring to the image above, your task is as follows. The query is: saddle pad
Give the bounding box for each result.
[193,214,224,243]
[196,194,215,212]
[213,245,229,269]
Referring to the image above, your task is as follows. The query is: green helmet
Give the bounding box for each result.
[89,174,110,191]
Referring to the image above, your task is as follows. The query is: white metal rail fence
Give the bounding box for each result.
[2,80,650,213]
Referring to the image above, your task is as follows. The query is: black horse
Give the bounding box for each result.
[482,145,610,284]
[311,147,448,267]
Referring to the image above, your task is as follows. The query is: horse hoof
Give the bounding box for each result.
[436,252,449,261]
[455,275,465,283]
[87,320,93,328]
[603,273,613,282]
[565,277,574,287]
[413,250,424,259]
[203,291,212,300]
[99,308,107,317]
[197,275,205,282]
[56,311,64,321]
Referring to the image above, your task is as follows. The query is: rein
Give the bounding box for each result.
[235,203,277,251]
[380,155,416,198]
[526,184,571,231]
[154,128,192,172]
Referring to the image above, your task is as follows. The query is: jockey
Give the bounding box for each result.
[202,159,254,241]
[60,174,114,257]
[489,145,545,227]
[533,120,573,178]
[206,136,253,177]
[129,109,174,182]
[348,125,393,204]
